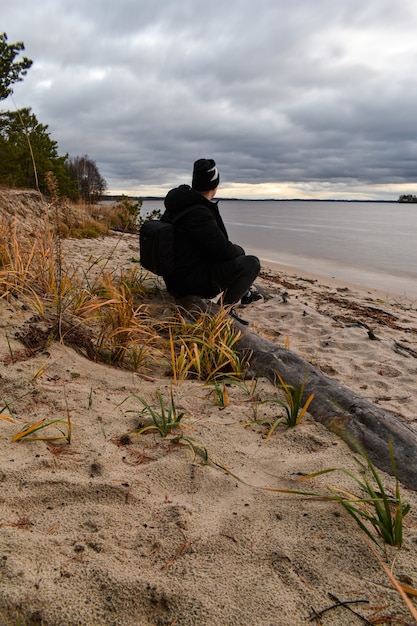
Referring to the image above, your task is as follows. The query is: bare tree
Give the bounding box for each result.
[66,154,107,203]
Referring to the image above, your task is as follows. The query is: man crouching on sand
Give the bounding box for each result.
[161,158,261,306]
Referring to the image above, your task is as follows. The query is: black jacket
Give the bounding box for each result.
[162,185,244,278]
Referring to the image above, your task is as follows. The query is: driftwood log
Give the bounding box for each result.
[177,296,417,490]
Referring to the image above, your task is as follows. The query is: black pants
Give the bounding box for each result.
[165,254,260,305]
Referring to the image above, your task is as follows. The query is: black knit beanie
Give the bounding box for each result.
[192,159,220,191]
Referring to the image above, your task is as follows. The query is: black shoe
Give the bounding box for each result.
[240,289,263,306]
[229,310,249,325]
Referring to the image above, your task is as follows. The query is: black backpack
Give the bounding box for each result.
[139,218,175,276]
[139,206,197,276]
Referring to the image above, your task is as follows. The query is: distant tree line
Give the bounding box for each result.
[398,194,417,203]
[0,32,107,202]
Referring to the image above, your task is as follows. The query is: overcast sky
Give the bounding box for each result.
[3,0,417,199]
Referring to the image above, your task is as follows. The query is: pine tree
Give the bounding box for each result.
[0,32,32,101]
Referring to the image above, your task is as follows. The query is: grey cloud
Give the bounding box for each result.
[4,0,417,197]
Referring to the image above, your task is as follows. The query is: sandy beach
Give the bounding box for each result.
[1,215,417,624]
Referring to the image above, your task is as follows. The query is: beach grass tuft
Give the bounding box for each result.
[265,439,410,551]
[12,414,72,443]
[303,439,410,550]
[168,307,249,383]
[252,373,314,440]
[128,388,185,438]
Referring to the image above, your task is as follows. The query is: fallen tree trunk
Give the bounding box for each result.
[177,296,417,490]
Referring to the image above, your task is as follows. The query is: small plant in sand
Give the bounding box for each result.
[264,444,416,619]
[168,307,248,383]
[205,376,260,409]
[234,376,259,398]
[32,354,52,380]
[208,380,230,408]
[274,373,314,428]
[128,389,185,437]
[0,400,14,423]
[266,440,410,551]
[303,440,410,550]
[88,387,94,409]
[256,373,314,441]
[11,414,72,443]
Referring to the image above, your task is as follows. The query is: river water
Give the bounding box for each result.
[142,199,417,298]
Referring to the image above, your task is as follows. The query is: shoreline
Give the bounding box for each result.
[257,252,417,301]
